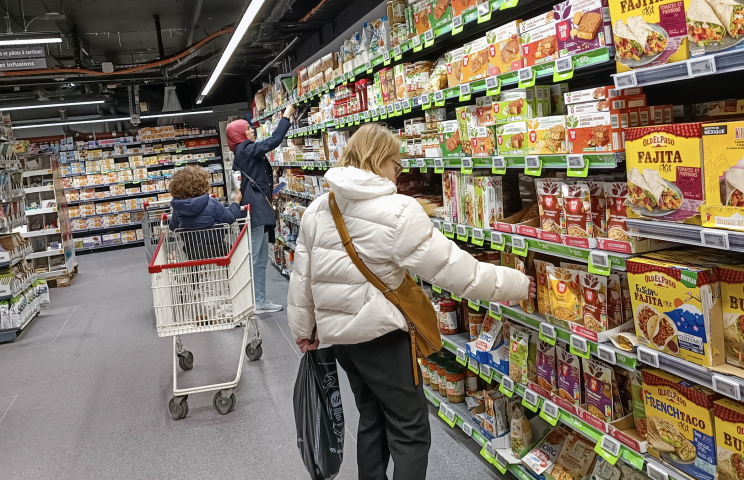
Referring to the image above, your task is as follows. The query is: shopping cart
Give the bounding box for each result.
[142,200,172,264]
[147,207,262,420]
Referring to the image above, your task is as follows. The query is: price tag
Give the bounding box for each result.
[468,356,479,373]
[490,231,505,251]
[597,345,617,365]
[421,93,431,110]
[461,421,473,437]
[492,155,506,174]
[393,45,402,61]
[522,388,540,412]
[461,157,473,174]
[486,76,501,96]
[412,34,422,52]
[472,228,484,246]
[394,101,402,115]
[401,158,410,173]
[434,157,444,173]
[456,224,468,241]
[424,29,434,47]
[459,82,471,101]
[479,363,493,382]
[570,334,590,359]
[524,155,542,176]
[416,158,426,169]
[540,399,560,425]
[432,284,442,293]
[379,106,387,119]
[614,71,637,89]
[365,61,373,73]
[566,154,589,178]
[434,90,445,106]
[688,56,716,77]
[452,14,464,35]
[433,219,442,231]
[518,67,535,88]
[647,462,669,480]
[468,299,480,310]
[493,451,508,474]
[511,235,528,256]
[553,55,575,81]
[352,113,359,125]
[481,441,497,466]
[383,50,391,65]
[595,435,622,465]
[477,0,492,22]
[713,375,742,400]
[700,228,729,250]
[539,323,556,345]
[387,104,395,116]
[499,375,515,397]
[589,251,611,276]
[443,221,455,238]
[362,111,370,122]
[456,347,467,366]
[438,403,457,427]
[488,302,502,320]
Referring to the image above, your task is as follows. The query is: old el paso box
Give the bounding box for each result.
[714,397,744,480]
[702,122,744,231]
[642,369,720,480]
[627,256,724,367]
[554,0,612,56]
[624,123,704,224]
[609,0,690,73]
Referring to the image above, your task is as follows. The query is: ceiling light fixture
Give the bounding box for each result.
[195,0,267,105]
[13,117,131,130]
[0,100,105,112]
[0,32,62,46]
[140,109,213,119]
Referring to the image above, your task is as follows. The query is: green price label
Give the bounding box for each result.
[594,436,622,465]
[540,400,560,426]
[432,285,442,293]
[468,300,480,311]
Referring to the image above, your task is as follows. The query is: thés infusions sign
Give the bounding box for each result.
[0,45,46,71]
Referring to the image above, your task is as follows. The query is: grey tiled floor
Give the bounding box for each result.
[0,247,501,479]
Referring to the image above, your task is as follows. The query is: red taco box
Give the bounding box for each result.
[567,112,623,153]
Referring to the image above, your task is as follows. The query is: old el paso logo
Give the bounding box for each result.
[619,0,669,14]
[724,431,744,453]
[646,274,675,288]
[646,389,709,430]
[643,135,675,147]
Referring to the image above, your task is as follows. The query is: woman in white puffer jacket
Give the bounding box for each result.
[288,124,534,480]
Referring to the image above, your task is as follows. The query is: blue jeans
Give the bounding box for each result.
[251,225,268,304]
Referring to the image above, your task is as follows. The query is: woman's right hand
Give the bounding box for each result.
[296,338,319,353]
[283,104,296,120]
[527,275,537,299]
[233,190,242,204]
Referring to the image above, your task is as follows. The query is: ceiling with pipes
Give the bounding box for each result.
[0,0,354,128]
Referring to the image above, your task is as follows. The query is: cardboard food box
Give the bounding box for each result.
[610,107,641,129]
[497,121,528,155]
[610,94,647,110]
[427,0,452,30]
[486,20,525,75]
[521,22,559,66]
[412,1,431,35]
[439,120,465,157]
[716,264,744,371]
[554,0,611,56]
[608,0,691,73]
[564,86,619,105]
[527,116,568,154]
[470,125,497,156]
[456,105,478,155]
[714,397,744,480]
[701,121,744,231]
[451,0,477,17]
[535,85,552,117]
[443,170,461,223]
[642,369,720,480]
[567,100,611,115]
[520,11,558,33]
[462,37,491,83]
[494,88,536,123]
[445,48,464,88]
[476,175,504,228]
[567,112,622,153]
[551,83,570,114]
[476,96,497,126]
[625,123,704,224]
[627,256,723,367]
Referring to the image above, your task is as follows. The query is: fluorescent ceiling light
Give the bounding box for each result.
[14,117,130,130]
[196,0,267,104]
[0,33,62,46]
[140,109,213,119]
[0,100,105,111]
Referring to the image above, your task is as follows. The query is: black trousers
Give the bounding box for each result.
[333,330,431,480]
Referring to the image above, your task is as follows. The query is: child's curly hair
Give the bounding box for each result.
[169,167,210,199]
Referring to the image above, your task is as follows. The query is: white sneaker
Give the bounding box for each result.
[255,300,283,314]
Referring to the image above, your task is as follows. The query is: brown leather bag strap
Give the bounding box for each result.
[328,192,401,306]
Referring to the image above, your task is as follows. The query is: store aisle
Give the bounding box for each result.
[0,248,499,479]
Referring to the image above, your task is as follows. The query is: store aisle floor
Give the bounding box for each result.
[0,247,499,480]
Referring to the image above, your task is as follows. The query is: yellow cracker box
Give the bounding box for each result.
[642,369,720,480]
[714,397,744,480]
[702,121,744,231]
[624,123,704,225]
[627,256,724,367]
[527,116,568,154]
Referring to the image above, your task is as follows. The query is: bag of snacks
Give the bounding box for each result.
[509,328,529,384]
[426,56,448,93]
[523,427,570,475]
[551,432,598,480]
[534,259,554,316]
[604,182,631,242]
[607,274,623,329]
[562,183,593,238]
[547,266,581,323]
[510,405,533,458]
[582,357,620,422]
[557,345,583,405]
[579,271,608,333]
[537,340,557,391]
[536,178,566,235]
[515,251,536,314]
[585,180,606,238]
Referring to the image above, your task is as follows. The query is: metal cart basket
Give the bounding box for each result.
[143,200,172,264]
[147,209,262,420]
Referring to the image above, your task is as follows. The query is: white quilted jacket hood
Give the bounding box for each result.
[287,166,530,345]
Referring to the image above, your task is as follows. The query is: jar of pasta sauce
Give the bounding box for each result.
[437,360,452,394]
[438,299,458,335]
[419,356,430,385]
[466,368,480,397]
[428,356,441,393]
[446,365,466,403]
[468,309,485,341]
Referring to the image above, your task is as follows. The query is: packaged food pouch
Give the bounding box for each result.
[560,262,588,272]
[536,178,566,235]
[613,366,634,417]
[509,328,529,384]
[547,266,581,323]
[551,432,598,480]
[604,182,631,242]
[557,344,582,405]
[534,259,554,316]
[537,339,557,391]
[618,271,632,323]
[607,273,623,329]
[514,250,536,314]
[584,180,606,238]
[582,357,617,422]
[630,370,647,438]
[523,427,569,475]
[561,183,593,238]
[510,406,533,459]
[579,271,608,333]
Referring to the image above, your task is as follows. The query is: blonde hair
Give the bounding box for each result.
[335,123,400,177]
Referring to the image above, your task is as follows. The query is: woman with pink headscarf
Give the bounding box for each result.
[228,104,295,314]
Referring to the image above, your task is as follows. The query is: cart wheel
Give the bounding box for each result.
[177,350,194,370]
[213,391,236,415]
[245,344,263,362]
[169,396,188,420]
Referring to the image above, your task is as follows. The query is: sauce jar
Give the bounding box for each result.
[438,299,458,335]
[437,360,452,394]
[419,356,430,385]
[468,309,485,341]
[446,365,466,403]
[428,356,441,392]
[466,368,480,397]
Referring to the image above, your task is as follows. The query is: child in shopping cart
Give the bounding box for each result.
[169,166,242,260]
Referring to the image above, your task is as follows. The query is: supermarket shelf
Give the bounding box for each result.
[59,156,222,178]
[0,274,36,301]
[36,268,71,279]
[75,239,144,252]
[270,258,290,278]
[401,153,623,171]
[0,303,42,343]
[71,208,143,220]
[67,189,170,205]
[625,219,744,252]
[280,213,300,226]
[272,160,330,169]
[26,249,64,259]
[72,222,142,234]
[24,184,55,193]
[56,143,221,164]
[281,189,319,200]
[24,206,57,216]
[53,133,219,152]
[612,49,744,90]
[23,168,53,177]
[22,228,61,238]
[432,219,634,270]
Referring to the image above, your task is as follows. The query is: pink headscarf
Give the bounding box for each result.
[227,119,249,152]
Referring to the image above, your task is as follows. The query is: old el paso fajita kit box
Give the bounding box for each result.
[642,369,720,480]
[702,121,744,231]
[624,123,704,224]
[627,256,724,368]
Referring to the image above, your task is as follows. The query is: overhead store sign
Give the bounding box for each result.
[0,46,45,59]
[0,58,47,71]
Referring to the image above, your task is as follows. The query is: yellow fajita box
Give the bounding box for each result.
[624,124,704,225]
[642,369,720,480]
[716,264,744,372]
[626,256,724,368]
[702,121,744,231]
[608,0,691,73]
[714,397,744,480]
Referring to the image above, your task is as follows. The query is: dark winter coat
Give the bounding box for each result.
[169,194,241,259]
[232,117,291,230]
